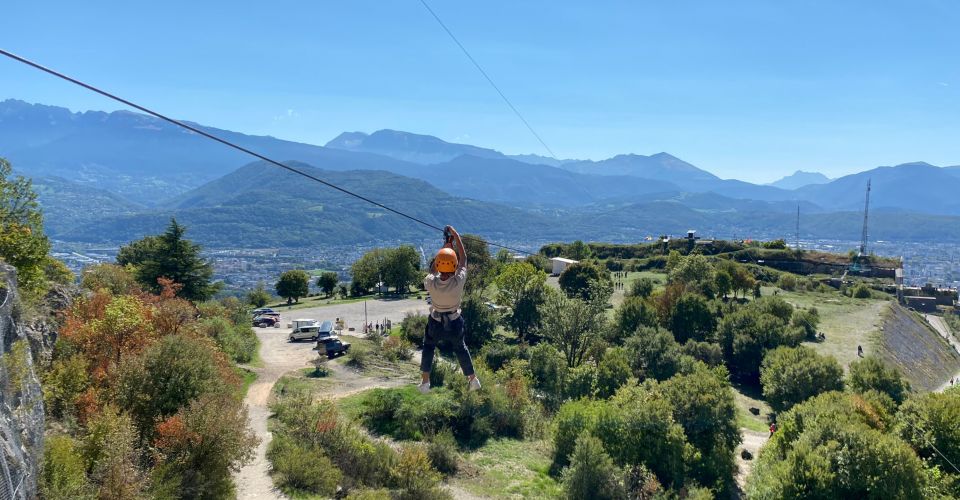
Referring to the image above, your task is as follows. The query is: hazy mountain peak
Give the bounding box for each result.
[769,170,831,190]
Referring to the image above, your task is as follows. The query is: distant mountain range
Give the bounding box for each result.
[769,171,831,190]
[4,98,960,246]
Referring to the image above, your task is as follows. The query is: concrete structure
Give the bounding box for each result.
[551,257,579,276]
[904,296,938,313]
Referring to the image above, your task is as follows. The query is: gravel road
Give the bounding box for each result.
[234,298,430,500]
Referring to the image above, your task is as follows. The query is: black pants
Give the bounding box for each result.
[420,315,475,377]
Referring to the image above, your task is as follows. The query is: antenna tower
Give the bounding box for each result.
[859,180,871,257]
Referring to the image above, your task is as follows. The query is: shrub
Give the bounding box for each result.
[681,340,723,367]
[43,354,90,420]
[562,434,625,500]
[198,317,258,364]
[41,435,94,500]
[426,431,459,474]
[401,313,428,346]
[760,346,844,412]
[345,489,392,500]
[528,343,567,409]
[595,347,631,398]
[429,358,453,388]
[852,283,872,299]
[552,399,602,470]
[623,326,681,381]
[480,343,523,371]
[563,364,596,400]
[347,346,370,368]
[390,444,447,499]
[267,435,341,495]
[629,277,655,298]
[849,356,910,404]
[383,335,413,362]
[777,274,798,291]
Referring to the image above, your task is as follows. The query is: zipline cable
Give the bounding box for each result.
[417,0,558,160]
[0,47,535,256]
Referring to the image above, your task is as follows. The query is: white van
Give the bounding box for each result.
[288,318,318,330]
[289,320,334,342]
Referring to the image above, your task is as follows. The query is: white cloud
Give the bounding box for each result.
[273,109,300,121]
[937,82,950,87]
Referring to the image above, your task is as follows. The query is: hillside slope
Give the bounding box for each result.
[875,303,960,392]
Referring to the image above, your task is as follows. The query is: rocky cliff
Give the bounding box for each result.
[0,263,48,499]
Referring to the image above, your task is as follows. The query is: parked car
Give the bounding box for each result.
[290,324,322,342]
[322,337,351,358]
[289,318,319,331]
[316,320,335,340]
[252,308,277,316]
[253,315,279,328]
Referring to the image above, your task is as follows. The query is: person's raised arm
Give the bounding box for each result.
[447,226,467,270]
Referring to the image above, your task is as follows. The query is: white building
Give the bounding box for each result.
[551,257,579,276]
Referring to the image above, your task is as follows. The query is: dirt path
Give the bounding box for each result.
[734,429,769,493]
[234,298,429,500]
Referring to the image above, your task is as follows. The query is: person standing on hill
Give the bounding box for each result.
[419,225,480,394]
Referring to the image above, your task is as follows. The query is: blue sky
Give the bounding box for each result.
[2,1,959,182]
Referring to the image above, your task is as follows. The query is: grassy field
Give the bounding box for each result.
[450,438,562,499]
[733,383,773,433]
[236,366,258,397]
[265,293,408,312]
[766,286,889,370]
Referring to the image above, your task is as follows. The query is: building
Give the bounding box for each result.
[551,257,579,276]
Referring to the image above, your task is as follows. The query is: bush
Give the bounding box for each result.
[426,431,459,474]
[681,340,723,367]
[390,444,447,499]
[347,346,370,368]
[198,317,258,364]
[43,354,90,420]
[849,356,910,404]
[852,283,872,299]
[760,346,844,412]
[401,313,428,346]
[562,434,625,500]
[345,489,392,500]
[595,348,631,398]
[41,435,94,499]
[777,274,798,291]
[563,364,596,400]
[528,343,567,409]
[628,278,655,298]
[552,399,602,470]
[480,343,523,371]
[429,358,453,388]
[383,336,413,362]
[267,435,341,495]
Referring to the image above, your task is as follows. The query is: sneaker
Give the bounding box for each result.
[418,382,431,394]
[468,377,482,392]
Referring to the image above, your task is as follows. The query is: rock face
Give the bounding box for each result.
[0,263,45,499]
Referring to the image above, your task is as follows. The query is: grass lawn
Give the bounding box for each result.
[451,438,562,499]
[235,366,258,397]
[609,271,666,309]
[732,383,773,433]
[764,286,889,371]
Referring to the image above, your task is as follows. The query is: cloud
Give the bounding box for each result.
[938,82,950,87]
[273,109,300,121]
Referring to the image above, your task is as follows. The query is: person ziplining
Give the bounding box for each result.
[418,225,481,393]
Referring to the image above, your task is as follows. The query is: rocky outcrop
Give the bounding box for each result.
[0,263,45,499]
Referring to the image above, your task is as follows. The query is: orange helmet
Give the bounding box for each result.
[435,248,458,273]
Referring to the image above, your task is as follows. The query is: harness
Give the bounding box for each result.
[430,310,461,330]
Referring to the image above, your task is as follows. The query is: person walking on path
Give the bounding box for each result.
[418,225,480,394]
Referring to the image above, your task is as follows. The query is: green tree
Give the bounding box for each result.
[715,270,732,299]
[462,234,496,295]
[668,293,715,343]
[668,253,714,288]
[461,292,496,349]
[849,356,910,405]
[613,296,657,342]
[558,262,606,300]
[541,291,608,368]
[660,363,740,491]
[896,390,960,475]
[595,347,631,398]
[0,157,53,299]
[748,392,927,499]
[719,302,804,382]
[528,343,567,410]
[383,245,420,294]
[566,240,592,260]
[117,218,221,301]
[81,406,145,499]
[316,272,339,297]
[562,434,625,500]
[623,326,681,381]
[276,270,310,304]
[760,346,844,412]
[351,248,387,294]
[495,262,548,340]
[628,277,655,299]
[81,263,140,296]
[117,334,231,438]
[246,281,271,307]
[41,435,94,499]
